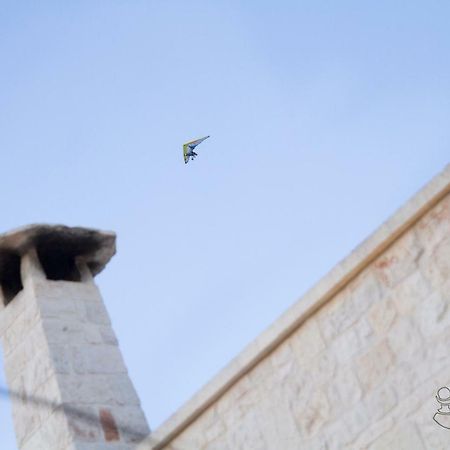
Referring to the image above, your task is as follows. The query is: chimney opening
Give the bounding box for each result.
[0,251,23,305]
[36,245,82,282]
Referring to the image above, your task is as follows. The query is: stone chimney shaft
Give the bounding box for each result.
[0,225,149,450]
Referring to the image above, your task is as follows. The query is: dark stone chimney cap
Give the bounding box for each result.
[0,224,116,278]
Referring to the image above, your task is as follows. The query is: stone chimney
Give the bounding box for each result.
[0,225,150,450]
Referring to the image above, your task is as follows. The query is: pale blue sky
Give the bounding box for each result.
[0,1,449,447]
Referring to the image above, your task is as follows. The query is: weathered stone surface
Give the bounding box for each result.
[364,383,397,421]
[288,318,325,361]
[387,317,424,363]
[373,232,423,288]
[368,296,397,335]
[391,270,431,315]
[357,340,395,390]
[156,191,450,450]
[369,423,424,450]
[6,176,450,450]
[292,389,330,438]
[0,224,116,279]
[0,225,148,450]
[72,344,127,374]
[419,236,450,289]
[327,366,362,414]
[316,288,356,342]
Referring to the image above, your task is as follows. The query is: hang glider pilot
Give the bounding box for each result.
[183,136,210,164]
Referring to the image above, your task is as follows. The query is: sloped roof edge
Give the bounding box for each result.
[149,164,450,449]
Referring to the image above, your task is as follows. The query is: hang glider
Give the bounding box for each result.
[183,135,210,164]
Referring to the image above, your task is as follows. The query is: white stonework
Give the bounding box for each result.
[136,165,450,450]
[0,226,149,450]
[1,165,449,450]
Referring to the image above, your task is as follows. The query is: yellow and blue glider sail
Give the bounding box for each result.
[183,135,210,164]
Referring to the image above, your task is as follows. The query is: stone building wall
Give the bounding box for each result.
[145,167,450,450]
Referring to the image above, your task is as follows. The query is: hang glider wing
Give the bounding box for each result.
[186,135,209,149]
[183,143,190,163]
[182,135,210,163]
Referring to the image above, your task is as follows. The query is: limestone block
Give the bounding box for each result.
[368,296,397,335]
[37,295,81,321]
[105,405,150,443]
[356,340,395,390]
[0,289,28,336]
[373,231,423,288]
[270,346,303,392]
[331,326,364,364]
[21,409,72,450]
[289,364,314,408]
[108,373,142,406]
[33,280,101,303]
[12,394,42,447]
[63,404,102,442]
[364,383,397,422]
[415,192,450,250]
[328,366,362,414]
[249,353,275,385]
[389,359,432,400]
[84,301,112,325]
[425,328,450,376]
[42,318,85,344]
[352,415,395,449]
[320,418,352,450]
[35,373,62,425]
[392,270,431,315]
[217,376,252,414]
[419,236,450,289]
[272,357,296,386]
[1,301,40,356]
[387,317,424,363]
[413,287,449,338]
[350,270,383,317]
[291,389,330,439]
[72,344,127,374]
[57,373,141,407]
[99,325,119,345]
[235,384,260,415]
[57,374,115,405]
[261,374,298,438]
[4,326,51,385]
[308,351,338,387]
[167,425,207,450]
[204,418,226,443]
[81,323,103,344]
[225,408,267,450]
[288,318,325,362]
[218,401,242,433]
[270,339,293,367]
[74,321,118,347]
[393,378,434,426]
[21,348,57,394]
[418,422,450,450]
[48,344,72,374]
[341,401,370,443]
[369,423,425,450]
[317,290,356,342]
[353,318,375,350]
